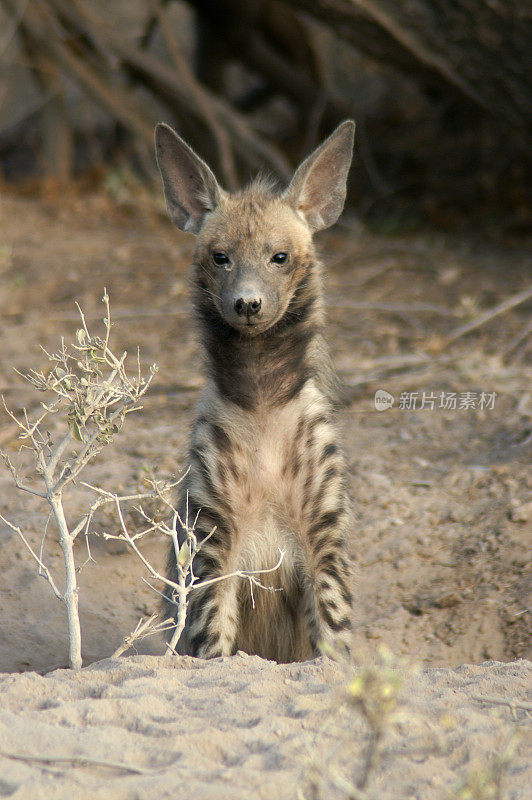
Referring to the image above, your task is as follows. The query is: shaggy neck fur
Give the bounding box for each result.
[193,263,323,410]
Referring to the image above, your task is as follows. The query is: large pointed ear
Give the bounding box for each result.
[155,123,225,234]
[284,120,355,231]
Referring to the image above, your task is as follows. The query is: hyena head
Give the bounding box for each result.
[155,121,355,336]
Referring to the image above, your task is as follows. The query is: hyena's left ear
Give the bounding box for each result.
[284,120,355,231]
[155,122,225,234]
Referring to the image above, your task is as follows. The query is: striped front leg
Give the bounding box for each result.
[300,422,353,655]
[186,572,240,657]
[178,499,240,658]
[307,533,353,655]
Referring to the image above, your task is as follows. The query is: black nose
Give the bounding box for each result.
[234,296,262,316]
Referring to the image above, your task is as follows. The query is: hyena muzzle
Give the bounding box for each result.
[155,120,355,661]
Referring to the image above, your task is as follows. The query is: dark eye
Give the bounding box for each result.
[212,251,230,267]
[271,252,288,264]
[212,251,230,266]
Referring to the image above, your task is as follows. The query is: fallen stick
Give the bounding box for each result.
[326,298,456,317]
[443,287,532,347]
[471,694,532,713]
[502,320,532,358]
[0,750,151,774]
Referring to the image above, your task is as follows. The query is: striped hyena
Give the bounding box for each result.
[155,120,355,661]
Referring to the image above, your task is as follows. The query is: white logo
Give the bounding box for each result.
[374,389,394,411]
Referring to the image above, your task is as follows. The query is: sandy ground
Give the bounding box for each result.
[0,655,530,799]
[0,191,530,796]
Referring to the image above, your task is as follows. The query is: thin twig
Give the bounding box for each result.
[443,287,532,347]
[0,515,61,598]
[191,549,285,593]
[0,750,150,775]
[357,728,382,790]
[326,298,456,317]
[471,694,532,713]
[0,449,47,498]
[503,321,532,359]
[112,614,174,657]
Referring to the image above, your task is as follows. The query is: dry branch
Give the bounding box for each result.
[471,694,532,714]
[154,0,239,190]
[442,287,532,348]
[43,0,291,179]
[112,613,175,658]
[280,0,531,127]
[1,0,530,208]
[0,750,149,775]
[11,0,154,149]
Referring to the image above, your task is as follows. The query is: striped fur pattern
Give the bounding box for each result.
[155,121,355,661]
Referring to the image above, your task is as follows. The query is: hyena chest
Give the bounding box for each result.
[197,382,340,567]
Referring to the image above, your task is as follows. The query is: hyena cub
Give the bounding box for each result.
[155,120,355,661]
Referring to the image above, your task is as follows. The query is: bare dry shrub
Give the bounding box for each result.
[0,291,156,668]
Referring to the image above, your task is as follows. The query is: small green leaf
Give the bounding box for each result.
[76,329,86,344]
[69,419,84,442]
[177,541,191,567]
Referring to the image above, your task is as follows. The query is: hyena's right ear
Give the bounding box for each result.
[155,123,225,234]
